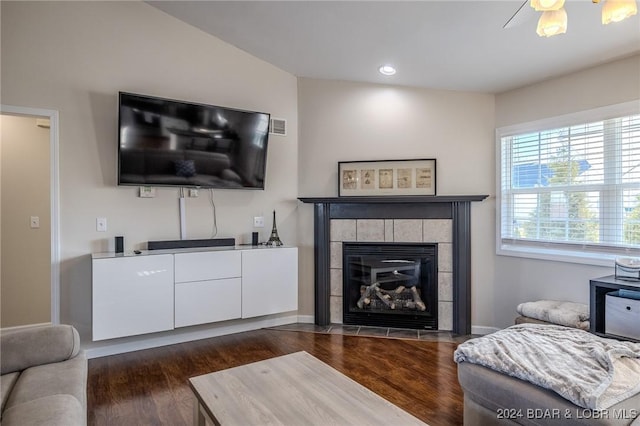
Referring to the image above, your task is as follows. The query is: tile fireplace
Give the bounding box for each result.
[299,195,487,334]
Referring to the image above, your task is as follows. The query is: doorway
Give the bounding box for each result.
[0,106,59,327]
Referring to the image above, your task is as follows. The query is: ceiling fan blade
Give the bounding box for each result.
[503,0,536,29]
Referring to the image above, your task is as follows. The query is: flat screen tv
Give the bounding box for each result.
[118,92,270,189]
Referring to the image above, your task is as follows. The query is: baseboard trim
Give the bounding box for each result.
[83,314,299,359]
[471,325,500,335]
[1,322,52,332]
[296,315,315,324]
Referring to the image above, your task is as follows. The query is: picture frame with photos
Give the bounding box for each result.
[338,159,436,197]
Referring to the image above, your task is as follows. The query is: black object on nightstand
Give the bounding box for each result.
[590,274,640,342]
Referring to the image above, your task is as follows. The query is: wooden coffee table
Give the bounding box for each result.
[189,351,427,425]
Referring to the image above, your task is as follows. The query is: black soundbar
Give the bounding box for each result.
[147,238,236,250]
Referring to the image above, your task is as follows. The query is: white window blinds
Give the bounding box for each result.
[499,112,640,258]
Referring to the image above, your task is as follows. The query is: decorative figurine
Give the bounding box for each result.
[266,210,283,247]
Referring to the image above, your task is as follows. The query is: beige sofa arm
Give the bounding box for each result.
[0,324,81,374]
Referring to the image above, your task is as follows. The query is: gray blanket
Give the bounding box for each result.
[454,324,640,410]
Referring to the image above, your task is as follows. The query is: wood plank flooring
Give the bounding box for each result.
[88,329,465,426]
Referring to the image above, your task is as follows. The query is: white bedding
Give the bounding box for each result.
[454,324,640,410]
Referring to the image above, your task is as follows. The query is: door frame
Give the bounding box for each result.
[1,105,60,324]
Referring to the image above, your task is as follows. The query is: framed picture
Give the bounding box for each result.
[338,159,436,197]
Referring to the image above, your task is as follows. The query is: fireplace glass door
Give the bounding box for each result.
[342,242,437,329]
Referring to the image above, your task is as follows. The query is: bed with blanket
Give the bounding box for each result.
[455,324,640,425]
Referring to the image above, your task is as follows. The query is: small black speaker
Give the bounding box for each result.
[252,232,259,246]
[115,236,124,253]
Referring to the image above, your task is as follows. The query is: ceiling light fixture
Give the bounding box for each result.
[536,7,568,37]
[532,0,637,37]
[600,0,638,24]
[530,0,565,11]
[378,65,396,76]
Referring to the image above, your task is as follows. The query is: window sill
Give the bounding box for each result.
[497,244,619,268]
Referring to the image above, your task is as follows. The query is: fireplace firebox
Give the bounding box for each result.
[343,242,437,330]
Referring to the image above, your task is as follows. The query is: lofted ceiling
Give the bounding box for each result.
[148,1,640,93]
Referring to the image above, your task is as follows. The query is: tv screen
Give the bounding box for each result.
[118,92,270,189]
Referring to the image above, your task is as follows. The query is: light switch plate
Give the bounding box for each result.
[96,217,107,232]
[30,216,40,229]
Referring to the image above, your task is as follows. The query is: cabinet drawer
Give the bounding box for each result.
[605,292,640,340]
[175,278,241,327]
[175,251,241,283]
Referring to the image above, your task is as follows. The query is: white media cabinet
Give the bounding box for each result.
[92,246,298,341]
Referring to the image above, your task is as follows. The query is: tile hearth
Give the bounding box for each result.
[268,322,473,343]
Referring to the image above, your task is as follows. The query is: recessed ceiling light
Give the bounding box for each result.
[378,65,396,76]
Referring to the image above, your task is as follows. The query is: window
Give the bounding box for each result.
[497,103,640,265]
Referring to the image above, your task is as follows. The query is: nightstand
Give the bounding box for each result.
[590,274,640,342]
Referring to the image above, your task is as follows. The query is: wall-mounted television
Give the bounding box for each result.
[118,92,270,189]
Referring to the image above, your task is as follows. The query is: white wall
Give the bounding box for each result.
[496,54,640,127]
[297,78,497,329]
[1,115,51,327]
[1,2,298,339]
[492,54,640,328]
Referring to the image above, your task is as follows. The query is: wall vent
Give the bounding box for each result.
[269,118,287,136]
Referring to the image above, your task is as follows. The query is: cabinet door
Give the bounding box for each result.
[175,278,241,328]
[92,254,174,341]
[241,247,298,319]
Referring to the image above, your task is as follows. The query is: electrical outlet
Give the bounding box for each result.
[96,217,107,232]
[189,188,199,198]
[139,186,156,198]
[254,216,264,228]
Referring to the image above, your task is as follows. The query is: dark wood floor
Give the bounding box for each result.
[88,329,465,426]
